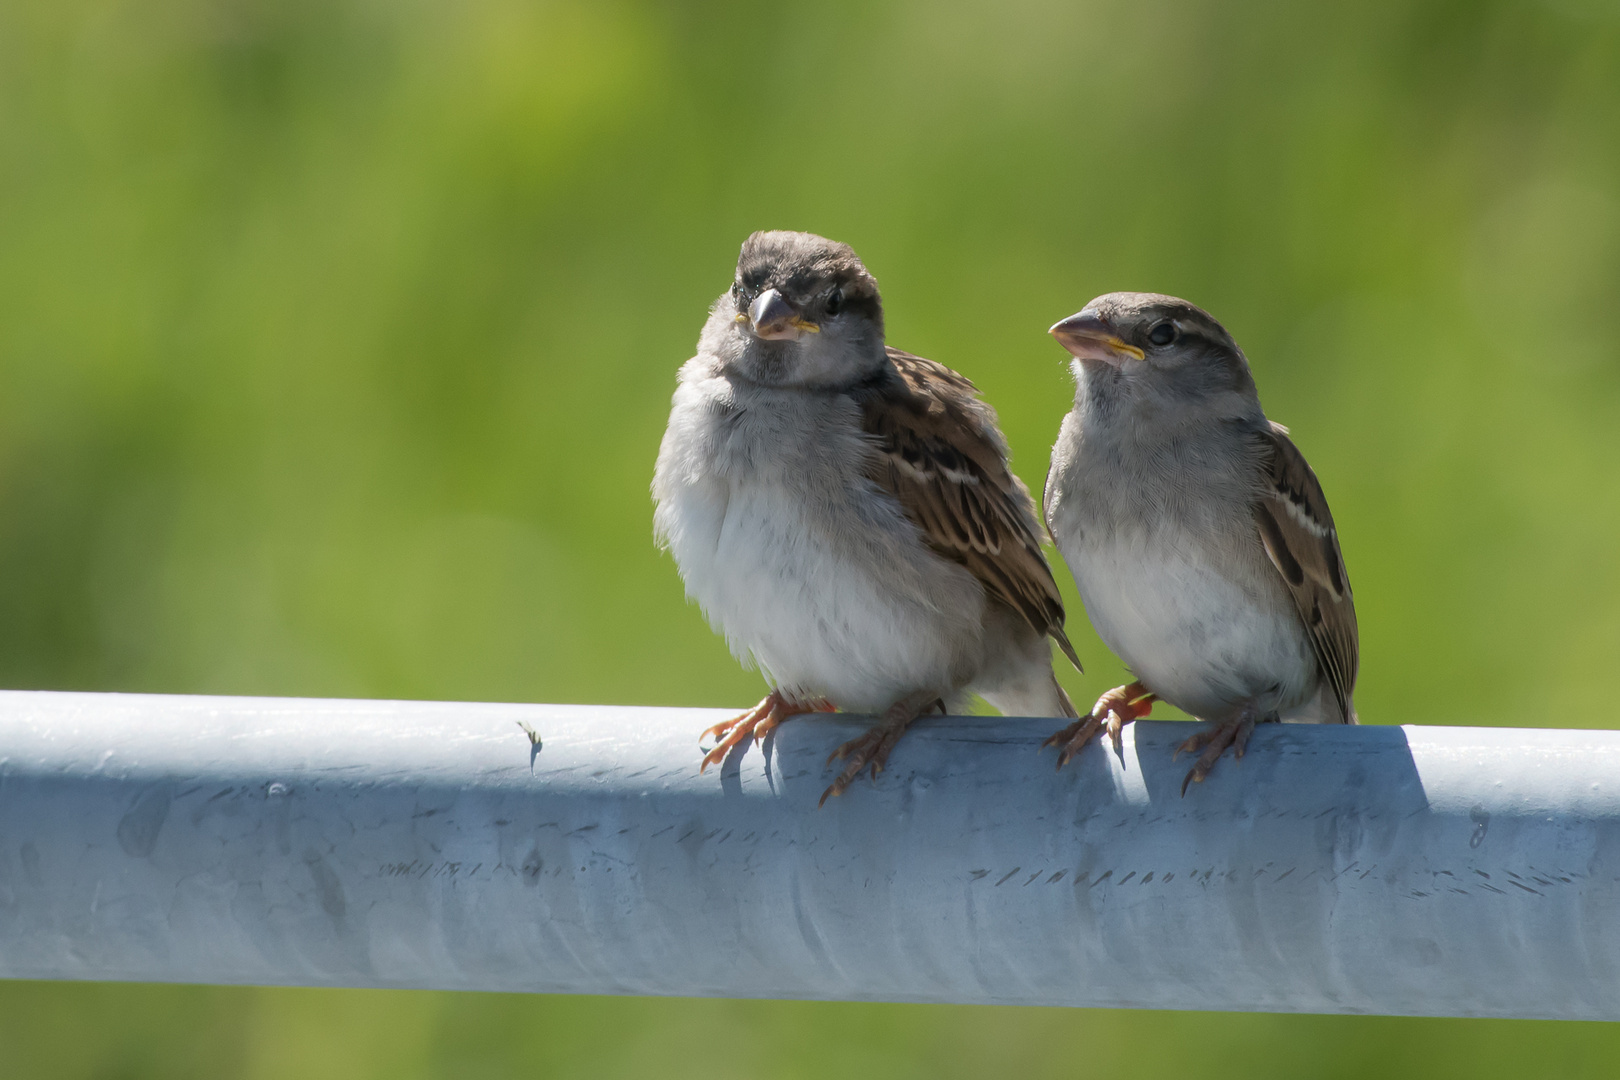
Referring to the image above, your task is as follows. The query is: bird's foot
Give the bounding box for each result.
[699,691,834,773]
[1174,708,1270,795]
[1043,681,1156,770]
[819,691,943,806]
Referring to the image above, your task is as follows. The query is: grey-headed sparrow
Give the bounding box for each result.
[654,231,1081,804]
[1042,293,1358,793]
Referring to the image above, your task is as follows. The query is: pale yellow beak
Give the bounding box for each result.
[746,289,819,340]
[1049,312,1144,364]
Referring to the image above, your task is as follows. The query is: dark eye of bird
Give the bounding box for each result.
[1148,321,1177,347]
[825,287,843,317]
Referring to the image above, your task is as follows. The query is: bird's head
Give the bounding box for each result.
[706,231,886,389]
[1049,292,1262,420]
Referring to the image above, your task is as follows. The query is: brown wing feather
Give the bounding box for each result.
[1252,422,1359,722]
[857,348,1082,672]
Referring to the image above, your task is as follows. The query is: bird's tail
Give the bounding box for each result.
[1051,629,1083,673]
[1054,675,1079,719]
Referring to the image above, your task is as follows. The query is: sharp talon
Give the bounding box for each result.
[699,692,830,774]
[699,743,729,774]
[1051,683,1153,773]
[1045,714,1109,772]
[814,695,929,803]
[1174,712,1258,793]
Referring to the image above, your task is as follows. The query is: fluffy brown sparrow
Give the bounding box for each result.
[1041,292,1358,793]
[653,231,1081,804]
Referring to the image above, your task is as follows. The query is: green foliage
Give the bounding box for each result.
[0,0,1617,1074]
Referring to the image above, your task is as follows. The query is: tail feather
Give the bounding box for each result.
[1051,629,1083,673]
[1054,675,1079,720]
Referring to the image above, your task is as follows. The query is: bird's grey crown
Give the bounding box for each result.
[1079,292,1261,418]
[1085,292,1241,359]
[735,231,883,329]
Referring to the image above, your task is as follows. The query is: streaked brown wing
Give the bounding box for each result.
[856,347,1082,672]
[1252,421,1359,722]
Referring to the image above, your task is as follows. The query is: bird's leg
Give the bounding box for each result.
[819,689,944,806]
[699,690,835,773]
[1175,703,1272,796]
[1043,681,1157,770]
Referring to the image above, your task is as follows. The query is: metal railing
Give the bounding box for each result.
[0,689,1616,1019]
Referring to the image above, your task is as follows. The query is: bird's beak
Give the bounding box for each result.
[1049,312,1144,364]
[744,288,819,340]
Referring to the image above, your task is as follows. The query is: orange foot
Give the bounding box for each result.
[819,690,944,807]
[1175,707,1272,796]
[699,690,834,773]
[1043,681,1156,770]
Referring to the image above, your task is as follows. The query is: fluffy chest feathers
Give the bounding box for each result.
[653,360,985,711]
[1047,403,1318,719]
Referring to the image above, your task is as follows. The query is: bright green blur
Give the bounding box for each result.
[2,0,1619,1075]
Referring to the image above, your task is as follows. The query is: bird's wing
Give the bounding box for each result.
[856,348,1081,671]
[1252,421,1359,721]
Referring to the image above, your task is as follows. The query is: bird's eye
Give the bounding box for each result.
[1148,321,1178,347]
[825,287,844,317]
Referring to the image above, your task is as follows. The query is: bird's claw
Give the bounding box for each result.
[1042,715,1106,770]
[1044,682,1155,770]
[1175,713,1259,796]
[817,692,940,806]
[699,693,833,773]
[819,726,902,807]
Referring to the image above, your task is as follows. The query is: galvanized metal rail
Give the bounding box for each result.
[0,689,1616,1019]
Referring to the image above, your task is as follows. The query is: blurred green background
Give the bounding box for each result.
[2,0,1619,1074]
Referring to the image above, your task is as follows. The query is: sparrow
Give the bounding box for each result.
[1041,293,1358,794]
[653,231,1082,805]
